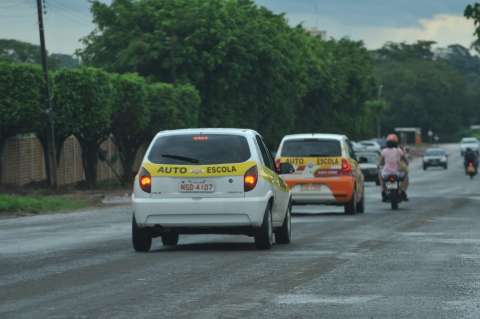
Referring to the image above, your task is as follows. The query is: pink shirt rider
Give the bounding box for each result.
[381,147,404,176]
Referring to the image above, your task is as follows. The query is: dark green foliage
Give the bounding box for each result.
[465,3,480,53]
[0,63,44,142]
[373,41,480,141]
[147,83,200,135]
[78,0,378,147]
[0,63,45,181]
[111,73,149,184]
[53,67,114,187]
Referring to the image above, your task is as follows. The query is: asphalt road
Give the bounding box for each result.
[2,144,480,319]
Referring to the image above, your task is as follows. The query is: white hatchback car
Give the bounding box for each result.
[132,129,292,252]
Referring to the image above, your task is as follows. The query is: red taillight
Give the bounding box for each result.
[139,167,151,193]
[389,175,397,182]
[244,166,258,192]
[341,159,352,175]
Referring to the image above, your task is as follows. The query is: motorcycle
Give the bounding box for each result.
[466,161,477,179]
[383,174,403,210]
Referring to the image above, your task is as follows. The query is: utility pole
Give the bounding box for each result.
[36,0,58,188]
[376,84,384,139]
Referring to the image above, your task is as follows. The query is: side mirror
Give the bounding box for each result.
[278,163,295,175]
[358,157,368,164]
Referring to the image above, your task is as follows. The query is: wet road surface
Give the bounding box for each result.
[1,145,480,318]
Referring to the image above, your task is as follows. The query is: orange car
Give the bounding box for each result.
[275,134,365,214]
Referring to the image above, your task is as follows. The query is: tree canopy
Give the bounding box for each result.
[373,41,480,140]
[79,0,378,146]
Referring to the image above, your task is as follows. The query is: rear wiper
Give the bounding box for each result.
[160,154,200,164]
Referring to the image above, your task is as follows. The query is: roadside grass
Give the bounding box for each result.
[0,195,88,215]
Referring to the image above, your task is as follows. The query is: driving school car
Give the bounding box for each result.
[132,128,292,252]
[275,134,365,215]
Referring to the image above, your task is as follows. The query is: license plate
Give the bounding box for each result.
[386,182,398,190]
[301,184,322,191]
[179,181,215,193]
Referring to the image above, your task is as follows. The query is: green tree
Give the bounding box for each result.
[0,62,44,181]
[374,58,468,140]
[298,38,377,140]
[78,0,309,146]
[147,82,200,136]
[53,67,113,187]
[111,73,149,184]
[465,3,480,52]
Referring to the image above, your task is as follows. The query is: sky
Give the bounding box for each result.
[0,0,476,54]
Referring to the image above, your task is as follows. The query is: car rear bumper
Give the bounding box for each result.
[424,161,446,167]
[133,195,268,228]
[361,170,379,181]
[285,176,355,205]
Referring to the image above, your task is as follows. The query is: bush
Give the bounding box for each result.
[111,73,149,184]
[147,83,200,137]
[53,67,113,187]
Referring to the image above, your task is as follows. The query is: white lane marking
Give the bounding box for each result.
[275,294,380,305]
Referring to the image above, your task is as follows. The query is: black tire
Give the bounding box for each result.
[255,204,273,250]
[344,191,357,215]
[423,165,427,171]
[162,232,179,246]
[132,216,152,252]
[390,193,399,210]
[275,203,291,244]
[444,164,448,170]
[375,179,381,186]
[357,193,365,214]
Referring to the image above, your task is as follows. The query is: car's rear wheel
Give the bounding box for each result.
[255,204,273,250]
[357,191,365,214]
[162,232,179,246]
[344,191,357,215]
[275,203,291,244]
[132,216,152,252]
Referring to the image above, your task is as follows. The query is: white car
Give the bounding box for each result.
[359,140,381,153]
[423,148,448,170]
[460,137,479,155]
[357,151,380,185]
[352,141,366,152]
[132,128,292,252]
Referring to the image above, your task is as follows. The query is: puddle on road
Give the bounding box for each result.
[399,232,480,245]
[275,294,380,305]
[401,232,448,237]
[267,250,361,261]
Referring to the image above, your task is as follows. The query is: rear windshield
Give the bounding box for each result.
[425,150,445,156]
[148,134,251,165]
[281,139,341,157]
[462,138,478,143]
[358,153,379,163]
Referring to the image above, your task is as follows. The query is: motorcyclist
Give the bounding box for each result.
[379,134,409,201]
[464,148,479,173]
